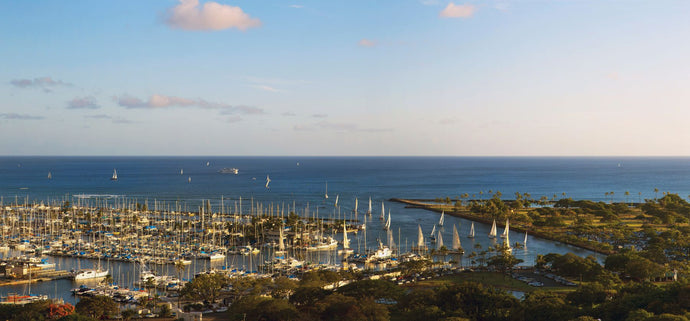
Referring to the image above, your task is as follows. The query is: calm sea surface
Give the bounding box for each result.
[1,156,689,303]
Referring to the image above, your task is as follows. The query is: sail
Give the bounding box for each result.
[325,182,329,199]
[437,230,444,250]
[430,224,436,238]
[354,198,358,213]
[439,211,445,227]
[343,223,350,249]
[501,219,510,238]
[417,225,424,247]
[380,202,385,220]
[265,175,271,188]
[452,225,461,251]
[387,229,396,249]
[489,220,497,238]
[278,227,285,251]
[523,231,528,249]
[368,197,372,215]
[180,169,183,175]
[111,169,118,180]
[384,211,391,230]
[468,222,475,238]
[504,230,512,252]
[335,195,339,207]
[47,172,52,179]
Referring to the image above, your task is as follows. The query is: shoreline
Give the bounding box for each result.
[390,198,615,256]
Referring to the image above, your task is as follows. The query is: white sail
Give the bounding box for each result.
[111,169,118,180]
[504,229,512,252]
[436,230,444,250]
[325,182,329,199]
[501,219,510,238]
[488,219,497,238]
[343,223,350,249]
[430,224,436,238]
[368,197,372,215]
[278,227,285,251]
[188,176,191,183]
[468,222,475,238]
[265,175,271,188]
[380,202,385,220]
[439,211,445,227]
[523,231,528,249]
[354,198,358,213]
[417,225,425,247]
[387,228,396,249]
[335,194,339,207]
[180,169,183,175]
[384,211,391,230]
[47,172,52,180]
[452,225,461,251]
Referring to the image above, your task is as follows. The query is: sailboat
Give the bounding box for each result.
[73,258,108,281]
[180,169,183,175]
[324,182,329,199]
[354,198,358,213]
[429,224,437,243]
[188,176,191,183]
[451,225,463,254]
[265,175,271,189]
[411,225,427,252]
[503,229,512,253]
[275,227,286,255]
[339,223,353,255]
[500,219,510,238]
[380,202,385,221]
[383,211,391,231]
[438,211,445,227]
[521,231,528,250]
[436,230,444,250]
[468,222,475,238]
[111,169,118,181]
[367,197,372,216]
[334,195,339,207]
[47,172,52,180]
[488,219,497,239]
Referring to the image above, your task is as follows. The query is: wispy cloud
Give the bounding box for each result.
[85,114,134,124]
[420,0,439,5]
[294,120,393,132]
[165,0,261,31]
[0,113,44,120]
[67,96,100,109]
[358,39,377,47]
[289,4,304,9]
[252,85,284,93]
[440,2,476,18]
[312,114,328,118]
[10,77,70,89]
[227,116,242,123]
[114,94,264,115]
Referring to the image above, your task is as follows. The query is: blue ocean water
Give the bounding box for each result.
[1,156,689,303]
[1,156,689,205]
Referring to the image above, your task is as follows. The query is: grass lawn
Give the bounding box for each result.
[411,271,574,294]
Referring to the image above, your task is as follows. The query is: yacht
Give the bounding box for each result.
[218,168,239,174]
[72,269,109,280]
[111,169,118,181]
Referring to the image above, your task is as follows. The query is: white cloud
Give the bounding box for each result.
[358,39,377,47]
[289,5,304,9]
[440,2,475,18]
[67,96,100,109]
[84,114,134,124]
[0,113,44,120]
[166,0,261,31]
[114,94,264,115]
[252,85,284,93]
[10,77,70,89]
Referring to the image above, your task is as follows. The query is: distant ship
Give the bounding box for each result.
[218,168,239,175]
[111,169,118,181]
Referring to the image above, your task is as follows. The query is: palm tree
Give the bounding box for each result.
[654,188,659,200]
[625,191,630,205]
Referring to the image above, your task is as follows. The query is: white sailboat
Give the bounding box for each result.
[367,197,372,216]
[324,182,329,199]
[334,194,339,207]
[380,202,385,221]
[438,211,445,227]
[452,225,463,253]
[339,223,353,255]
[383,211,391,230]
[180,169,183,175]
[523,231,528,250]
[429,224,437,243]
[468,222,475,238]
[47,172,52,180]
[73,258,108,280]
[265,175,271,189]
[111,169,118,181]
[354,198,358,213]
[275,227,286,255]
[188,176,191,183]
[436,230,444,250]
[412,225,426,251]
[488,219,497,239]
[500,219,510,238]
[504,229,512,253]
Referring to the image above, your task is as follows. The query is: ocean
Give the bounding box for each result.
[0,156,689,303]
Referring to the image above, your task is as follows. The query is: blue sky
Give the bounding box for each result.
[2,0,689,156]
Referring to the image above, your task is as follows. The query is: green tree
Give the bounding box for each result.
[181,273,229,303]
[74,296,118,320]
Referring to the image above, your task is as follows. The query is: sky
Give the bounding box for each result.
[1,0,689,156]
